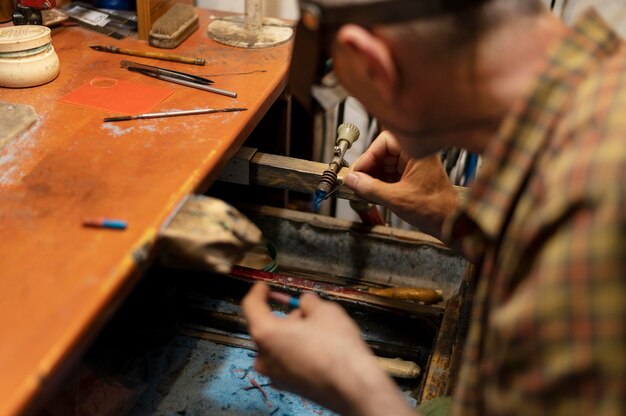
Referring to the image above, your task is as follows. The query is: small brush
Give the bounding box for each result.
[149,3,199,49]
[90,45,204,66]
[103,107,247,122]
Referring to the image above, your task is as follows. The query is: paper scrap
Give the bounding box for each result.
[58,77,174,115]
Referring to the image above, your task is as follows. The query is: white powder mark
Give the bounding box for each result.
[0,117,43,186]
[101,123,135,137]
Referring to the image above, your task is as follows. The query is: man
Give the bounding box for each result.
[548,0,626,38]
[242,0,626,414]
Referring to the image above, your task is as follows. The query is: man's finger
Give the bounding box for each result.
[285,308,304,321]
[242,283,278,330]
[351,149,379,173]
[254,355,269,376]
[370,130,402,159]
[343,171,393,206]
[298,292,324,316]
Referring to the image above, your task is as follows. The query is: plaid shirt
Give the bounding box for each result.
[444,10,626,416]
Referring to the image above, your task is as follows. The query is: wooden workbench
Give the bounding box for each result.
[0,10,291,415]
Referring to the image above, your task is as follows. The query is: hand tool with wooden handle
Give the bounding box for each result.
[368,287,443,304]
[375,356,422,379]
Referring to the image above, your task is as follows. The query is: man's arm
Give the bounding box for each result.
[459,183,626,415]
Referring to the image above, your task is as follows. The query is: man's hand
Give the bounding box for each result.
[242,283,416,416]
[344,131,458,239]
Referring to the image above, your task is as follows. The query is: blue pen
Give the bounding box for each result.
[83,217,128,230]
[268,291,300,309]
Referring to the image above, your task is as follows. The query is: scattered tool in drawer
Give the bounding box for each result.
[367,287,443,304]
[230,266,444,318]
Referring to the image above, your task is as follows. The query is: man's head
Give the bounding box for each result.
[293,0,557,158]
[291,0,492,108]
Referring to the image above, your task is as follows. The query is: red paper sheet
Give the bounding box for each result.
[58,77,175,115]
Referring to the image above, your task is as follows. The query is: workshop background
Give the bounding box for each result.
[10,1,623,415]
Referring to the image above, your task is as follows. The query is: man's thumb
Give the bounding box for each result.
[343,172,391,206]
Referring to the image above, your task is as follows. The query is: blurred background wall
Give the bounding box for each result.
[196,0,299,20]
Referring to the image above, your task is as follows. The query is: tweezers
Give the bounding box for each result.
[120,60,212,85]
[121,60,238,98]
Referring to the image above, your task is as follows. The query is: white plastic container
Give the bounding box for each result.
[0,25,60,88]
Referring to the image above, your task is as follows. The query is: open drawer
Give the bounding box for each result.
[42,201,472,415]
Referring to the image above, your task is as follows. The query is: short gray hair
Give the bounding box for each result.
[380,0,545,53]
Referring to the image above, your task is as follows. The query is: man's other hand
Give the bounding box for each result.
[344,131,458,239]
[242,282,416,416]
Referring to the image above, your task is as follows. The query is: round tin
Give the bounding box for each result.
[0,25,60,88]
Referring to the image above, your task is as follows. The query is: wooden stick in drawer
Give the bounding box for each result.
[368,287,443,304]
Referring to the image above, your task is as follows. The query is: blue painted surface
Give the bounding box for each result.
[131,335,417,415]
[130,294,419,415]
[131,336,336,415]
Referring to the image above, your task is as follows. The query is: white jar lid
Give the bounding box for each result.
[0,26,52,53]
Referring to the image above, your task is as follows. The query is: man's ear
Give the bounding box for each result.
[335,25,399,101]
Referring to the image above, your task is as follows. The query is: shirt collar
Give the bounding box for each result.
[443,10,621,253]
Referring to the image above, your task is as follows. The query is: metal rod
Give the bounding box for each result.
[120,60,214,85]
[103,107,247,122]
[156,73,238,98]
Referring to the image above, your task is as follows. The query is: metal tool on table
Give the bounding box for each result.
[103,107,247,123]
[94,46,205,66]
[120,60,210,83]
[121,59,237,98]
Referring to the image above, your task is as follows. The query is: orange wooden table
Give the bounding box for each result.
[0,10,291,416]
